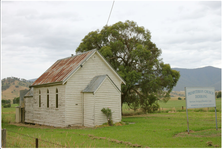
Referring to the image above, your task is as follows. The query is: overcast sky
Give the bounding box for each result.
[1,1,221,80]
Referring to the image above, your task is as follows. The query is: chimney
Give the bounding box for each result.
[71,54,74,57]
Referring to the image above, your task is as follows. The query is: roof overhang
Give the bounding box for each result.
[29,81,63,88]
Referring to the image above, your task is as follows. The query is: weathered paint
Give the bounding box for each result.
[65,52,122,126]
[24,85,66,127]
[24,50,123,127]
[84,77,121,127]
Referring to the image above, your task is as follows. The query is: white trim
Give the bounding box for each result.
[63,50,125,85]
[94,76,121,95]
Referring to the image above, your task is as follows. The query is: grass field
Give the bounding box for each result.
[158,98,221,111]
[1,101,221,148]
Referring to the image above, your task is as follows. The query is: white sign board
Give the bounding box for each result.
[185,87,216,109]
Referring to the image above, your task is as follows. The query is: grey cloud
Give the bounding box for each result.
[2,1,221,79]
[199,1,221,10]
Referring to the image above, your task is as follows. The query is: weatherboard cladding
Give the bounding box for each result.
[31,50,95,86]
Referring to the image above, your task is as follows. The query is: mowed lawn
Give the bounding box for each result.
[1,102,221,148]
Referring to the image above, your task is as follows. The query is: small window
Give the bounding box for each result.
[39,90,41,107]
[47,89,49,108]
[56,88,58,108]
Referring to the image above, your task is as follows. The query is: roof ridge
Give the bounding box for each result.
[57,49,97,61]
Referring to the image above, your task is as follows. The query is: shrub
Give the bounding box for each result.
[178,97,182,100]
[141,101,160,113]
[3,103,11,108]
[101,107,113,126]
[217,91,221,98]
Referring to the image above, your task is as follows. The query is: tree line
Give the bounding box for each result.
[2,97,20,108]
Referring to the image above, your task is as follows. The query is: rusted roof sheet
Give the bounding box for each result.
[32,50,96,86]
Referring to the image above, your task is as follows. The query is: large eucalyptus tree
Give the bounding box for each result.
[76,20,180,113]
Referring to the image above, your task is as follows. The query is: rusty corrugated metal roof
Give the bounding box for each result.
[31,50,96,86]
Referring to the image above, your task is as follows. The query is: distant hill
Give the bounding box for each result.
[28,78,37,82]
[1,77,34,100]
[172,66,221,91]
[2,66,221,99]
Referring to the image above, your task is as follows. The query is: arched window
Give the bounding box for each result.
[39,90,41,107]
[47,89,49,108]
[56,88,58,108]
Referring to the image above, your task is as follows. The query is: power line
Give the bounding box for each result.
[106,0,115,25]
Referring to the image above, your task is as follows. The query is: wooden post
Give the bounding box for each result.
[35,138,38,148]
[182,106,184,110]
[2,129,6,148]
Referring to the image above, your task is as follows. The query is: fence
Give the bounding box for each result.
[1,129,66,148]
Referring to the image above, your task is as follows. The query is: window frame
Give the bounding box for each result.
[39,90,41,107]
[56,88,58,108]
[47,89,49,108]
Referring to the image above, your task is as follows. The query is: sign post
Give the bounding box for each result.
[185,87,217,134]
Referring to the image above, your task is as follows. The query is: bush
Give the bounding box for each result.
[101,107,113,126]
[13,97,20,104]
[216,91,221,98]
[3,103,11,108]
[178,97,182,100]
[141,101,160,113]
[2,99,11,104]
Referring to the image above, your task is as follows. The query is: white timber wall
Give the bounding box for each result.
[83,78,121,127]
[83,93,95,127]
[65,52,122,126]
[94,78,121,126]
[25,85,66,127]
[24,96,34,123]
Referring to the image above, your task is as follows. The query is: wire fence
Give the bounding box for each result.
[2,129,67,148]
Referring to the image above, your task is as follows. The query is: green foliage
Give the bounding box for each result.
[101,108,113,126]
[140,99,160,113]
[216,91,221,98]
[127,94,140,112]
[178,97,182,100]
[13,97,20,104]
[2,99,11,104]
[76,20,180,114]
[3,103,11,108]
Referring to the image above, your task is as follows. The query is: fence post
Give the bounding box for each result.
[2,128,6,148]
[182,106,184,110]
[36,138,38,148]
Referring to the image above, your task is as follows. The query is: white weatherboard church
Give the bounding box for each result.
[24,50,125,127]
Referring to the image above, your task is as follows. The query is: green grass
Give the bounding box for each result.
[2,104,18,123]
[2,103,221,148]
[158,98,221,111]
